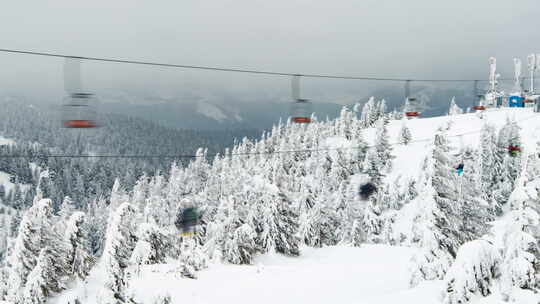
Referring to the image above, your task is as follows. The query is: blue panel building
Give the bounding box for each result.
[508,96,524,107]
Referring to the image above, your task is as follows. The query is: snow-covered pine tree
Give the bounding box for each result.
[374,118,394,173]
[7,198,60,302]
[458,148,490,239]
[152,293,172,304]
[479,123,503,215]
[360,97,375,127]
[101,202,138,303]
[178,237,206,279]
[131,174,149,216]
[492,118,521,209]
[130,223,168,269]
[362,191,384,244]
[431,130,463,257]
[447,97,463,116]
[443,240,501,304]
[377,99,387,121]
[409,150,462,286]
[85,198,110,256]
[499,179,540,299]
[22,248,56,304]
[64,211,93,280]
[398,121,412,145]
[223,223,257,265]
[58,196,76,223]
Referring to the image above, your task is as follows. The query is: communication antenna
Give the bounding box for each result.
[488,57,497,92]
[513,58,522,94]
[527,54,536,94]
[472,80,478,108]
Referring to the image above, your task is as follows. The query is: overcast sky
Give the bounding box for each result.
[1,0,539,104]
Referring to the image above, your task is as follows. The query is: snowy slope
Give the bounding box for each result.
[54,245,442,304]
[51,108,540,304]
[363,108,540,182]
[56,244,538,304]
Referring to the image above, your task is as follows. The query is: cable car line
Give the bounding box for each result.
[1,113,536,159]
[0,48,525,83]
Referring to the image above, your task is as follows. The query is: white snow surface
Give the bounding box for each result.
[52,108,540,304]
[362,108,540,183]
[53,244,536,304]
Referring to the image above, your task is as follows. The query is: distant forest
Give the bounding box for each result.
[0,99,260,212]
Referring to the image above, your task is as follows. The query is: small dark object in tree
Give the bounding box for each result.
[175,207,199,236]
[359,183,377,200]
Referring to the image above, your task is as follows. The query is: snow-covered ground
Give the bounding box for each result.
[51,108,540,304]
[55,244,537,304]
[55,245,445,304]
[364,108,540,182]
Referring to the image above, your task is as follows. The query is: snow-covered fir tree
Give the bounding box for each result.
[398,121,412,145]
[447,97,463,116]
[64,211,93,280]
[101,202,138,303]
[443,240,501,304]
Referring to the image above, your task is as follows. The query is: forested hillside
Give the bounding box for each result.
[1,98,540,303]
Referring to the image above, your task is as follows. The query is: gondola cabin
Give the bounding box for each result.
[359,182,377,201]
[291,99,313,124]
[455,163,464,176]
[405,111,420,117]
[508,145,521,156]
[62,93,98,128]
[175,207,199,237]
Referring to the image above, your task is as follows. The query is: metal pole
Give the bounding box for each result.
[405,80,411,100]
[531,69,535,94]
[473,80,478,108]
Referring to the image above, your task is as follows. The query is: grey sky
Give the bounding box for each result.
[1,0,539,104]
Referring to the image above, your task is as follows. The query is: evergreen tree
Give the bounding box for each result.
[7,198,58,302]
[130,223,168,269]
[223,223,257,265]
[58,196,76,222]
[443,240,501,304]
[431,131,462,257]
[101,203,138,303]
[447,97,463,116]
[374,118,393,173]
[398,122,412,145]
[459,148,490,239]
[178,237,206,279]
[360,97,376,127]
[499,179,540,299]
[64,212,93,280]
[22,248,55,304]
